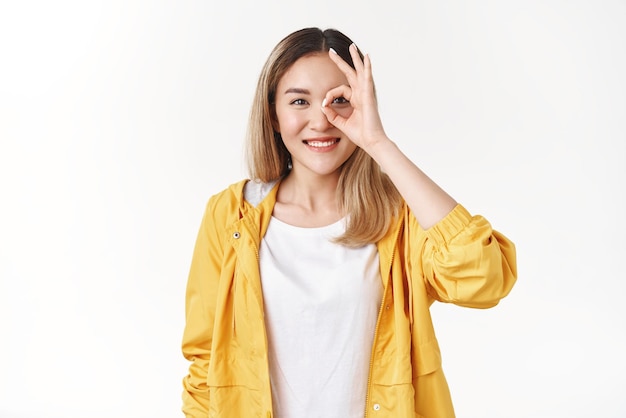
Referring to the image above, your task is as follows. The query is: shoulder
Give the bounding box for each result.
[202,179,248,220]
[204,178,279,215]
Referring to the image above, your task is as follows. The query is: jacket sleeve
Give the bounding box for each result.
[181,197,223,417]
[411,204,517,308]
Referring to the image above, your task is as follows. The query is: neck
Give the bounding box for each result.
[279,170,339,211]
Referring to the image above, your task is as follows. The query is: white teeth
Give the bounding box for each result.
[307,140,337,147]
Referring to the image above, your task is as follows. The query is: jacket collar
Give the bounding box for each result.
[236,177,403,263]
[235,179,282,240]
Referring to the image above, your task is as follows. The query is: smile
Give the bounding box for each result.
[303,138,340,148]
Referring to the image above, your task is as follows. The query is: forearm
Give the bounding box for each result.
[364,137,457,230]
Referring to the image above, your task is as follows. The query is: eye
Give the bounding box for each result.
[332,97,350,105]
[290,98,308,105]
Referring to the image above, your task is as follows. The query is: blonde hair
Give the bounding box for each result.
[246,27,402,247]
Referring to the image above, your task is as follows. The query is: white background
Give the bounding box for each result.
[1,1,625,417]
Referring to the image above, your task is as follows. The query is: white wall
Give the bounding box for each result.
[1,1,624,417]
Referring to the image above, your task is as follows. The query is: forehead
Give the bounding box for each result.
[277,53,348,92]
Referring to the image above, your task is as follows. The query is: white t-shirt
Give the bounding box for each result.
[259,216,383,418]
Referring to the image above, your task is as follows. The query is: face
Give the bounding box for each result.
[273,53,356,179]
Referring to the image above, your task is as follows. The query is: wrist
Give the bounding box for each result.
[362,135,396,162]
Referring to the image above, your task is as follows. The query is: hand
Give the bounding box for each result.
[322,44,389,152]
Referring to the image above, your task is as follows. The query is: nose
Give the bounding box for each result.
[309,104,332,131]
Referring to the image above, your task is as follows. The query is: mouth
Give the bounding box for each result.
[303,138,340,149]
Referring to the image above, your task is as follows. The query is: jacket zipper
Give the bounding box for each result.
[364,222,403,417]
[253,227,274,418]
[364,280,388,418]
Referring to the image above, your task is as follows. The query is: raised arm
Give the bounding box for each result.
[322,44,456,229]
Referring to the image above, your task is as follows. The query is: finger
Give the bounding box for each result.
[322,85,353,108]
[321,85,352,130]
[349,43,365,74]
[363,53,373,81]
[328,48,358,83]
[320,100,347,131]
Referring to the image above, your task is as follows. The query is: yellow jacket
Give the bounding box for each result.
[181,179,517,418]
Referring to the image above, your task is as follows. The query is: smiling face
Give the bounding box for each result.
[273,53,357,180]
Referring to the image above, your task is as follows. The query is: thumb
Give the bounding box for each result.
[321,100,347,130]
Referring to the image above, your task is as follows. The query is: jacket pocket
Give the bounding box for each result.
[413,339,442,377]
[206,349,261,389]
[206,384,262,418]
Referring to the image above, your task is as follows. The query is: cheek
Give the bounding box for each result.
[276,112,305,136]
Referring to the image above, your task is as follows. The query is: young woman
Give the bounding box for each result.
[181,27,517,418]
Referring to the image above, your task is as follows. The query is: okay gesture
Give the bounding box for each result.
[321,43,390,153]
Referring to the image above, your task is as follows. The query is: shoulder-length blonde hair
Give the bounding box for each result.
[246,27,402,247]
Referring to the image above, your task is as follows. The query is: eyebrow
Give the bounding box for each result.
[284,88,310,95]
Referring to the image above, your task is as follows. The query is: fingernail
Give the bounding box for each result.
[321,98,327,107]
[329,48,337,55]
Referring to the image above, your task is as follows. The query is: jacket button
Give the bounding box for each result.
[233,232,240,239]
[373,403,380,411]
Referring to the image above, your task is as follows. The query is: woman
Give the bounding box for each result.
[181,27,517,418]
